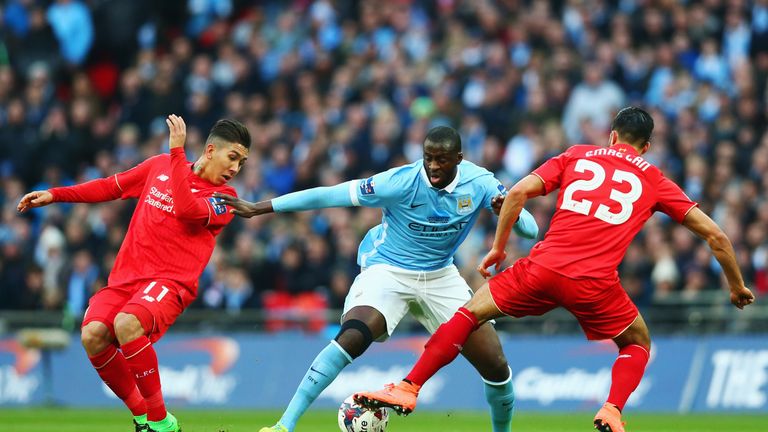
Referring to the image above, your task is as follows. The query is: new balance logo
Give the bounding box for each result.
[157,174,169,181]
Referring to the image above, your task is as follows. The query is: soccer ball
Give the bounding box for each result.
[337,395,389,432]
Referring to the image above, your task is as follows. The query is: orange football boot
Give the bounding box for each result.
[594,403,626,432]
[354,380,421,416]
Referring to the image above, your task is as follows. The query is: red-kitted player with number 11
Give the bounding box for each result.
[18,115,250,432]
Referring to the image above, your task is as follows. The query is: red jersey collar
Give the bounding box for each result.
[609,143,640,156]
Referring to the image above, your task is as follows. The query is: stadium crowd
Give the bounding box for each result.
[0,0,766,325]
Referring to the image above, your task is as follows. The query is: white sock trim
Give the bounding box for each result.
[93,349,118,370]
[624,343,651,358]
[482,365,512,386]
[123,341,151,359]
[330,340,354,364]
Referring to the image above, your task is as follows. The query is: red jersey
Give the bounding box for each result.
[50,148,235,295]
[528,144,697,280]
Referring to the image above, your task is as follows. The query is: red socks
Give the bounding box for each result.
[607,344,650,411]
[122,336,166,421]
[406,307,479,386]
[89,344,146,416]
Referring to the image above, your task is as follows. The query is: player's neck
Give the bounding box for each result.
[611,142,644,155]
[192,158,213,182]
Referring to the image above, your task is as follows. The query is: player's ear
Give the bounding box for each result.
[205,143,216,159]
[457,151,463,163]
[641,141,651,155]
[608,130,618,146]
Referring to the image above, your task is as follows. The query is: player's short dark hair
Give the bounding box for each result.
[611,107,654,146]
[207,119,251,149]
[424,126,461,153]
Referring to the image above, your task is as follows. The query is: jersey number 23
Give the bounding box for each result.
[560,159,642,225]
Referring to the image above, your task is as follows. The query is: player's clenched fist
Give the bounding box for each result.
[491,194,505,216]
[17,190,53,213]
[730,286,755,310]
[166,114,187,149]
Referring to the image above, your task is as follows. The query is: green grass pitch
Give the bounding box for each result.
[1,408,766,432]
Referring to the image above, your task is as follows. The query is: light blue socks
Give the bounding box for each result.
[484,367,515,432]
[278,341,352,431]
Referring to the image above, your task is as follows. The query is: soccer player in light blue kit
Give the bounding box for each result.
[216,126,538,432]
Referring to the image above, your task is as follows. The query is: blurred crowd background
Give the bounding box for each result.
[0,0,766,330]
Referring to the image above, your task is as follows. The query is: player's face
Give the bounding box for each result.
[423,140,462,189]
[205,142,249,185]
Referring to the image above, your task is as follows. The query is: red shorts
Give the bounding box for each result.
[488,258,638,340]
[82,279,194,343]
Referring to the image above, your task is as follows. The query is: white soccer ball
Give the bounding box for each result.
[337,395,389,432]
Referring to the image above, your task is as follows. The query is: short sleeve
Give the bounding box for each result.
[354,167,408,208]
[532,150,571,195]
[652,175,698,223]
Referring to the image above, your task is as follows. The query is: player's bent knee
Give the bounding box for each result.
[335,319,374,359]
[113,311,148,344]
[616,322,651,351]
[80,322,112,354]
[483,357,511,382]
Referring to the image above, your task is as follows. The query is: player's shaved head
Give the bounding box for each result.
[422,126,463,189]
[424,126,462,154]
[611,107,654,148]
[207,119,252,149]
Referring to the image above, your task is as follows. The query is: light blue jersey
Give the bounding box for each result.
[272,160,538,271]
[269,160,533,432]
[351,160,536,270]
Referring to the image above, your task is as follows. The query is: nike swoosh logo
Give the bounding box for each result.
[309,366,328,378]
[410,203,426,208]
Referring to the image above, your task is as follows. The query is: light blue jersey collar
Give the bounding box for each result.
[419,164,461,193]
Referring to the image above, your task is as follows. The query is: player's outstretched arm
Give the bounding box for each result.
[17,173,130,209]
[217,180,358,218]
[478,174,544,278]
[213,194,273,218]
[682,207,755,309]
[17,190,54,213]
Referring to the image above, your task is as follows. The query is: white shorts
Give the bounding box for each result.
[342,264,474,340]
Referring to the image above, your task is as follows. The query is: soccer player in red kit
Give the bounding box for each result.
[17,115,250,432]
[355,107,755,432]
